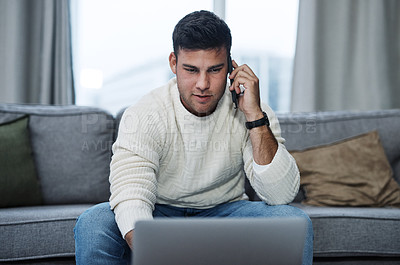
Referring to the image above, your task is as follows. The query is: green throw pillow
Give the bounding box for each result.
[0,116,42,207]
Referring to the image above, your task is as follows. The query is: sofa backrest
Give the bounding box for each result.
[277,109,400,184]
[116,108,400,202]
[0,104,114,205]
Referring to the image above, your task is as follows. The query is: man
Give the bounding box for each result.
[74,10,313,265]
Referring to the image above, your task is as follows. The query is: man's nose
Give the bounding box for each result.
[196,72,210,91]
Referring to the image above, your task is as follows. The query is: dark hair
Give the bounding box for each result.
[172,10,232,58]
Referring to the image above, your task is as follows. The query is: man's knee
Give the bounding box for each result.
[270,205,311,223]
[74,202,114,238]
[249,203,311,225]
[74,202,129,264]
[275,205,313,241]
[267,204,304,216]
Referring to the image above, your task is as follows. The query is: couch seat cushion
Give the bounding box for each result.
[292,203,400,257]
[0,204,94,262]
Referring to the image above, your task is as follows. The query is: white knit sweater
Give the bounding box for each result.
[109,78,300,237]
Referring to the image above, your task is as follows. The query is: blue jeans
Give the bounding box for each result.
[74,201,313,265]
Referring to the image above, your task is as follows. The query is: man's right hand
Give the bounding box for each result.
[125,230,134,250]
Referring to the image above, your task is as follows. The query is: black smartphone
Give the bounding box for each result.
[228,55,238,109]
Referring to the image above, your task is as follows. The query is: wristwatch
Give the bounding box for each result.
[245,111,270,129]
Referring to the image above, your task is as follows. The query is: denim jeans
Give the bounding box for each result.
[74,201,313,265]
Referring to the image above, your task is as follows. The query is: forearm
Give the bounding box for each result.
[243,107,278,165]
[248,123,278,165]
[243,108,299,204]
[109,148,157,237]
[245,143,300,205]
[112,200,153,238]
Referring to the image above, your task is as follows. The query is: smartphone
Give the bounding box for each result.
[228,55,239,109]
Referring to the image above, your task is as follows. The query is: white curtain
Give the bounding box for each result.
[291,0,400,112]
[0,0,75,105]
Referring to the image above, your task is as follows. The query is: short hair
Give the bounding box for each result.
[172,10,232,58]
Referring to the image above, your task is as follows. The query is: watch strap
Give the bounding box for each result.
[245,111,270,129]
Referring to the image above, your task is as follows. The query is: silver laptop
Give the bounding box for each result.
[132,217,306,265]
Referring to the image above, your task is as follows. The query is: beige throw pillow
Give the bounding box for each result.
[290,131,400,207]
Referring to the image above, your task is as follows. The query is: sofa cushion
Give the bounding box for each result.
[0,204,93,262]
[292,203,400,257]
[0,116,42,207]
[0,104,114,204]
[278,109,400,184]
[291,131,400,207]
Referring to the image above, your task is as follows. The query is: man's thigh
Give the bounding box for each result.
[153,200,309,219]
[204,200,309,219]
[153,203,187,217]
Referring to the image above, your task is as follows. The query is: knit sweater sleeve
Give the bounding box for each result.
[242,105,300,205]
[109,105,165,238]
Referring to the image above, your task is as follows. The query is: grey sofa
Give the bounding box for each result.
[0,103,399,264]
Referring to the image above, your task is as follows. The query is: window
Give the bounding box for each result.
[71,0,298,115]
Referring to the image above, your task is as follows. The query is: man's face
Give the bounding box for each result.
[169,48,228,117]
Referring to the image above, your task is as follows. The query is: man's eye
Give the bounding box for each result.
[209,68,222,73]
[184,68,197,73]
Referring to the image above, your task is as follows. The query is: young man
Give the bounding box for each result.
[74,10,313,264]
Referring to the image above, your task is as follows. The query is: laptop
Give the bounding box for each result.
[132,217,306,265]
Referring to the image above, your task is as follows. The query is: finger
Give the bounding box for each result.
[233,75,258,94]
[232,77,249,94]
[231,59,257,78]
[229,60,241,79]
[232,59,239,69]
[236,64,257,78]
[230,68,253,91]
[233,71,256,89]
[234,69,254,82]
[229,81,243,94]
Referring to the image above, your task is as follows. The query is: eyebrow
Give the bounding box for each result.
[182,63,225,70]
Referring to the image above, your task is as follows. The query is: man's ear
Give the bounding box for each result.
[169,52,177,74]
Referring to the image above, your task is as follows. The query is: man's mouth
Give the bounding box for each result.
[194,94,212,103]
